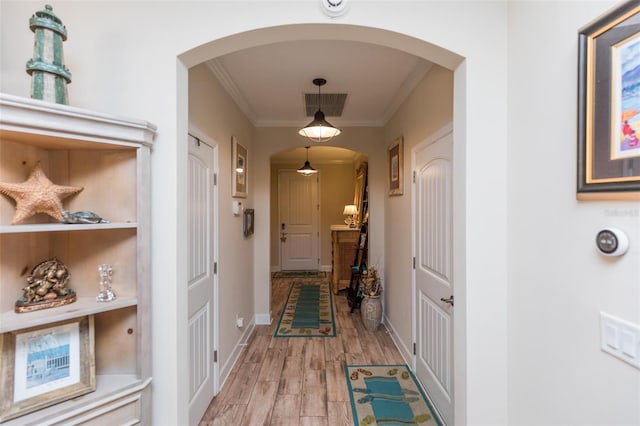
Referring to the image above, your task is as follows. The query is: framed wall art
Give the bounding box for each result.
[388,136,404,196]
[577,1,640,200]
[232,136,248,198]
[243,208,254,237]
[0,316,96,422]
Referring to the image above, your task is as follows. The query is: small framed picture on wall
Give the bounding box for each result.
[388,136,404,196]
[232,136,248,198]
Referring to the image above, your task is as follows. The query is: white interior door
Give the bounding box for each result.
[278,170,319,270]
[188,135,218,425]
[413,129,454,425]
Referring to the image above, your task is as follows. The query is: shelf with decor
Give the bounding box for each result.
[0,222,137,234]
[0,93,155,425]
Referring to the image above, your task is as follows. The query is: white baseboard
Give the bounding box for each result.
[254,312,272,325]
[218,316,255,389]
[383,314,413,366]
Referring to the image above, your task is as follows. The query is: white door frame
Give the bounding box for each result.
[411,122,454,425]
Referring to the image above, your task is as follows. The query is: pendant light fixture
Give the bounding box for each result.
[297,146,318,176]
[298,78,342,142]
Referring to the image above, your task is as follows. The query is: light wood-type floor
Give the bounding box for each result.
[199,276,406,425]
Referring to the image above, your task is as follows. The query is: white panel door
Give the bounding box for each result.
[188,136,217,425]
[414,130,454,425]
[278,170,319,270]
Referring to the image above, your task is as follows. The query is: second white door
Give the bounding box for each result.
[413,128,454,425]
[278,170,319,270]
[187,136,218,425]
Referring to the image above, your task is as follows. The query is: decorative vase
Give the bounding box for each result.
[361,294,382,331]
[97,264,116,302]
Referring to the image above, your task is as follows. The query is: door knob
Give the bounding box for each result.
[440,296,454,307]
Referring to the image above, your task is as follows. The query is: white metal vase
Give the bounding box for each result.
[361,294,382,331]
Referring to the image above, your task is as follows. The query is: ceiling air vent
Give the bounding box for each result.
[304,92,347,117]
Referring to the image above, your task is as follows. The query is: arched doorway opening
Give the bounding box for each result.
[270,145,367,277]
[180,23,466,425]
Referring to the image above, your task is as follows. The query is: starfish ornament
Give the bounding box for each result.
[0,162,83,224]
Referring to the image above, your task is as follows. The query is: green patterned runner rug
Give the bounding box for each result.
[345,364,442,426]
[274,280,335,337]
[272,270,327,278]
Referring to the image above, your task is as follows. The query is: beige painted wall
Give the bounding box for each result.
[383,64,455,355]
[270,161,356,270]
[188,63,255,375]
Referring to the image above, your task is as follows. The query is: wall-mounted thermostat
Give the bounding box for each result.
[232,200,242,216]
[320,0,350,17]
[596,228,629,256]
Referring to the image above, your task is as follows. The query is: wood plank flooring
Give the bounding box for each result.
[199,276,405,425]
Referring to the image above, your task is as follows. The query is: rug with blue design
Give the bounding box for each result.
[345,364,441,425]
[274,280,335,337]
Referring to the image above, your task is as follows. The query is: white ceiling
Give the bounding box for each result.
[206,39,432,162]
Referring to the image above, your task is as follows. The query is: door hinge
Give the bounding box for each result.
[213,173,217,186]
[213,350,218,363]
[214,262,217,274]
[413,343,416,355]
[413,170,416,183]
[412,257,416,269]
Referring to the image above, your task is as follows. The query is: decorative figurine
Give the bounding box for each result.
[15,257,76,313]
[96,264,116,302]
[61,210,109,224]
[26,4,72,104]
[0,161,83,224]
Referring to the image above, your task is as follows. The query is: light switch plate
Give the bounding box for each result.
[600,312,640,370]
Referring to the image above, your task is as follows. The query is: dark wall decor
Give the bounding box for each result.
[388,136,404,196]
[243,208,254,237]
[578,1,640,200]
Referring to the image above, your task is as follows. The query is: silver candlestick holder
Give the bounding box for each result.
[96,264,116,302]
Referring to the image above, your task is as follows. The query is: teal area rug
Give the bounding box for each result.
[345,364,441,426]
[272,270,327,278]
[274,281,335,337]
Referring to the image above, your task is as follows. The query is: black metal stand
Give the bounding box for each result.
[347,223,367,312]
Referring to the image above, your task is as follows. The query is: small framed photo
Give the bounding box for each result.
[0,316,96,422]
[388,136,404,196]
[577,2,640,199]
[243,208,254,237]
[232,136,248,198]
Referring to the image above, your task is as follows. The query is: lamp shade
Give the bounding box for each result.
[297,146,318,176]
[297,160,317,176]
[298,110,342,143]
[343,204,358,216]
[298,78,342,143]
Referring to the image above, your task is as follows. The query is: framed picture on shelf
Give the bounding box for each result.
[232,136,248,198]
[388,136,404,196]
[577,2,640,200]
[0,316,96,422]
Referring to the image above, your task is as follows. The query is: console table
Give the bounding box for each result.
[331,225,359,294]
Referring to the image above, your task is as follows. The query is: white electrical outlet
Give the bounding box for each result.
[236,315,244,328]
[600,312,640,370]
